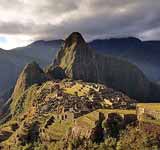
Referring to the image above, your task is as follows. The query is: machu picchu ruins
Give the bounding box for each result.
[31,80,137,121]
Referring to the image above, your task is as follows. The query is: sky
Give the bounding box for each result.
[0,0,160,49]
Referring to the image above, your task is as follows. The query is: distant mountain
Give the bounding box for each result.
[89,38,160,82]
[50,32,160,101]
[10,40,63,66]
[0,40,62,103]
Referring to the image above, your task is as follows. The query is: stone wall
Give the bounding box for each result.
[55,111,74,121]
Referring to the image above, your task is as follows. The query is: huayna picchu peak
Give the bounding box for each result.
[64,32,86,47]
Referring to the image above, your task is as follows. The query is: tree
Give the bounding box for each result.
[102,113,123,138]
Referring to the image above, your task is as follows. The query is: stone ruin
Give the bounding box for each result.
[55,105,74,121]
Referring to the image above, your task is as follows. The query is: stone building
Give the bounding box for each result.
[55,106,74,121]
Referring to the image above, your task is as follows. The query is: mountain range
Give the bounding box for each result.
[0,32,159,149]
[89,37,160,82]
[0,40,63,103]
[0,34,160,103]
[8,32,160,103]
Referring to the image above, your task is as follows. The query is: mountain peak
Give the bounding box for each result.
[53,32,93,74]
[52,33,151,100]
[12,61,46,100]
[23,61,40,71]
[64,32,86,47]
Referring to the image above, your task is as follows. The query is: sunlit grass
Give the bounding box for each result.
[137,103,160,111]
[44,120,74,140]
[141,118,160,126]
[63,83,90,96]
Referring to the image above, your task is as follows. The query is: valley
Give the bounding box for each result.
[0,32,159,149]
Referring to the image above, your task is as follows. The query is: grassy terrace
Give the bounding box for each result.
[97,109,136,115]
[63,83,90,96]
[76,109,136,128]
[137,103,160,111]
[142,119,160,126]
[44,120,74,140]
[42,109,136,140]
[137,103,160,126]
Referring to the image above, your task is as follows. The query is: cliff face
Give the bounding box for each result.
[53,32,151,100]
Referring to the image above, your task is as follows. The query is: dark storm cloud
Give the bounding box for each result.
[0,22,34,34]
[0,0,160,44]
[33,0,80,15]
[32,0,160,41]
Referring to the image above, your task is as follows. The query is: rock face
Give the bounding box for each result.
[53,32,151,100]
[45,65,66,80]
[12,61,46,100]
[89,38,160,82]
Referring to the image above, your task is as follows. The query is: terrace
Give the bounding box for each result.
[136,103,160,124]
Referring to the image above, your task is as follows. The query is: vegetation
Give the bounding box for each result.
[10,85,39,115]
[137,103,160,125]
[117,126,160,150]
[137,103,160,110]
[0,79,159,150]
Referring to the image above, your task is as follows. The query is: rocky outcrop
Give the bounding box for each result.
[52,32,152,100]
[12,61,46,100]
[45,65,66,80]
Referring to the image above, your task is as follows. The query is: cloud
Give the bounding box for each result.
[0,0,160,49]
